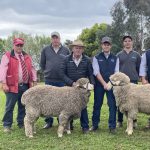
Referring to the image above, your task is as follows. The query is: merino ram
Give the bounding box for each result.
[21,78,93,138]
[107,72,150,135]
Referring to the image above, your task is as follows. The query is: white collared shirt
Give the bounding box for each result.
[139,53,147,76]
[52,45,61,53]
[73,54,82,67]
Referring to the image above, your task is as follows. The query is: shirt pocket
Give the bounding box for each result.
[6,75,15,85]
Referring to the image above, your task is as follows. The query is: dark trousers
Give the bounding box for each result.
[118,80,138,123]
[70,107,89,129]
[80,107,89,129]
[2,84,29,128]
[92,85,117,129]
[44,81,65,125]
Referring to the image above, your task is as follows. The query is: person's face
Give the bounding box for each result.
[72,46,84,58]
[14,44,24,54]
[123,38,133,49]
[51,36,61,47]
[101,42,111,53]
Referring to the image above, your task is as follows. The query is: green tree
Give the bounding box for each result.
[0,38,5,60]
[110,1,126,54]
[123,0,150,52]
[64,39,73,50]
[78,23,112,56]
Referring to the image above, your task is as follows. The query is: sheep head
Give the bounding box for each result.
[107,72,130,90]
[75,78,94,91]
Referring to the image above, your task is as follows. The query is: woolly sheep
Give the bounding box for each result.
[21,78,93,138]
[107,72,150,135]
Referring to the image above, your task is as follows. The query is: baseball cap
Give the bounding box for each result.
[13,38,24,46]
[123,35,132,41]
[101,36,112,44]
[51,31,60,38]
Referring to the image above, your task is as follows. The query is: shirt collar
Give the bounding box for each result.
[102,51,110,58]
[72,54,82,61]
[52,44,61,49]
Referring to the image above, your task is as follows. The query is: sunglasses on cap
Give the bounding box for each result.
[16,44,24,47]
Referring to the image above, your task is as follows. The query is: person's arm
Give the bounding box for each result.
[136,53,141,75]
[139,53,148,84]
[30,57,37,86]
[92,57,107,89]
[87,58,95,85]
[0,54,9,92]
[40,49,46,71]
[59,58,74,86]
[115,58,120,73]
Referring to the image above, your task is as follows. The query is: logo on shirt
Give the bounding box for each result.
[98,59,104,62]
[132,56,136,59]
[111,59,115,62]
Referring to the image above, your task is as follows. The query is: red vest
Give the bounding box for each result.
[5,50,33,93]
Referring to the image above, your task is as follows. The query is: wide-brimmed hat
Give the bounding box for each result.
[13,38,24,45]
[70,40,85,47]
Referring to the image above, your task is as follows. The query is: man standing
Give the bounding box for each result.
[139,49,150,129]
[117,35,141,127]
[61,40,95,133]
[40,31,70,129]
[0,38,37,133]
[90,37,119,134]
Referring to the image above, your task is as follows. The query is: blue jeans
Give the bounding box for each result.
[3,84,29,128]
[92,84,117,129]
[118,80,138,123]
[44,81,65,125]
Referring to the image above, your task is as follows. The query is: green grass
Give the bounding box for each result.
[0,91,150,150]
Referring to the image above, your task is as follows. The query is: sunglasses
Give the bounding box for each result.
[16,44,23,47]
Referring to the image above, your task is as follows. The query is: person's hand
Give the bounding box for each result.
[31,81,37,87]
[103,82,109,90]
[2,83,9,92]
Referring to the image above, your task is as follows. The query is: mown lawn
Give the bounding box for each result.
[0,90,150,150]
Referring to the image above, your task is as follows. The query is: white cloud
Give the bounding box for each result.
[0,0,118,42]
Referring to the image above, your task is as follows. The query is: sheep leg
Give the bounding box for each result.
[65,120,71,134]
[24,111,39,138]
[125,121,128,133]
[24,115,34,138]
[127,117,133,135]
[125,112,129,133]
[57,113,69,138]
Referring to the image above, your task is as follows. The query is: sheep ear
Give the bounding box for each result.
[83,83,94,90]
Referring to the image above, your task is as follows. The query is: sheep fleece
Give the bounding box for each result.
[21,85,90,118]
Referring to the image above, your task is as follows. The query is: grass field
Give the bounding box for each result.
[0,90,150,150]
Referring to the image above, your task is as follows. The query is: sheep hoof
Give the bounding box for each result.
[58,134,63,138]
[28,135,34,138]
[125,129,128,133]
[66,130,71,134]
[127,131,133,135]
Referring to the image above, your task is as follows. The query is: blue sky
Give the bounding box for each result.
[0,0,118,42]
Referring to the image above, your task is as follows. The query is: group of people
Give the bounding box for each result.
[0,31,150,134]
